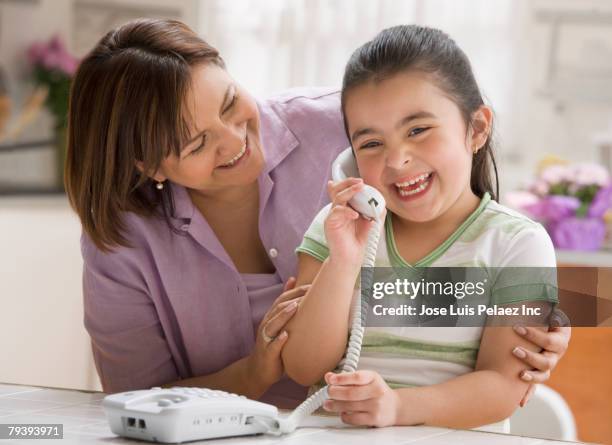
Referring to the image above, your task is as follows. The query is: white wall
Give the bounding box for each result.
[0,196,101,391]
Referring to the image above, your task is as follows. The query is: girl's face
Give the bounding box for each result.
[344,71,490,224]
[153,63,265,193]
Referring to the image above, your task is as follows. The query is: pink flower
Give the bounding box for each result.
[27,35,79,76]
[529,179,549,196]
[540,164,571,185]
[27,42,46,65]
[568,163,610,187]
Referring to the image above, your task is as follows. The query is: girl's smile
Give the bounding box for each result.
[392,171,435,200]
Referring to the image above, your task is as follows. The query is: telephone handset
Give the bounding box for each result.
[331,147,386,221]
[102,148,386,442]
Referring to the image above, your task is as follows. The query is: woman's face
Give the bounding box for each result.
[155,63,265,193]
[344,71,488,224]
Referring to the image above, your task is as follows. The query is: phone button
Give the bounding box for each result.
[268,248,278,258]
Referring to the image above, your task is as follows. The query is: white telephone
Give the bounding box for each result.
[102,147,386,443]
[332,147,386,221]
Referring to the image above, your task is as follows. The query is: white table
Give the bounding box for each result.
[0,383,589,444]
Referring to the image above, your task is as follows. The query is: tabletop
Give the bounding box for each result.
[0,383,590,445]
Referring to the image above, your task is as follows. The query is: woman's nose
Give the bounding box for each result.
[217,123,245,156]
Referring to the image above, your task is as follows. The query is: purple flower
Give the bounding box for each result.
[524,195,581,223]
[588,185,612,218]
[550,217,606,251]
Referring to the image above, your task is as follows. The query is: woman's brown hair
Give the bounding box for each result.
[65,18,224,252]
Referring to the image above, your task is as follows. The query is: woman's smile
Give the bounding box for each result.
[216,135,251,169]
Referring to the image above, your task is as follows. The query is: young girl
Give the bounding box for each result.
[281,25,558,431]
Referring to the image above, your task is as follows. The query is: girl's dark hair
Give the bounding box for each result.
[341,25,499,201]
[65,19,224,252]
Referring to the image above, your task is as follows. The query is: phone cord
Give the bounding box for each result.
[275,214,382,434]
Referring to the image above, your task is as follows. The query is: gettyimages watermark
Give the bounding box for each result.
[358,267,611,327]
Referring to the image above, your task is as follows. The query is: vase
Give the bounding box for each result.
[549,217,606,251]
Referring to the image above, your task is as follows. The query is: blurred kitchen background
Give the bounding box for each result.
[1,0,611,443]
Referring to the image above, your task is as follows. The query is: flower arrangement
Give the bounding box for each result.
[27,35,79,187]
[508,158,612,251]
[27,35,78,130]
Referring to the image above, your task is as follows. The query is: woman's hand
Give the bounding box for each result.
[325,178,378,267]
[246,277,309,391]
[322,370,401,427]
[512,310,571,407]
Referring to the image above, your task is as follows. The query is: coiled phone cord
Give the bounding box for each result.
[276,213,382,434]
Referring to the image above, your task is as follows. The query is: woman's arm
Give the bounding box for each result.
[395,324,546,428]
[83,238,305,397]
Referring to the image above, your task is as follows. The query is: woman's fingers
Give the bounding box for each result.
[262,297,304,325]
[519,368,551,384]
[263,330,289,358]
[512,347,558,373]
[261,300,299,341]
[513,325,567,354]
[271,284,310,307]
[283,276,297,292]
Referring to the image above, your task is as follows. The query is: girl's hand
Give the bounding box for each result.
[247,277,309,390]
[325,178,378,267]
[322,370,401,427]
[512,315,571,407]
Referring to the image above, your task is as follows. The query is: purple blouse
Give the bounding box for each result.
[81,87,349,408]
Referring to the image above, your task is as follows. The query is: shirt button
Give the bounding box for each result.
[269,248,278,258]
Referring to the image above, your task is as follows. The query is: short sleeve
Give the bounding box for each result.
[295,203,332,262]
[81,234,179,393]
[491,224,559,306]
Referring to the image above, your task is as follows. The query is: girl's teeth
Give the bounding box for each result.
[395,173,431,187]
[398,180,429,196]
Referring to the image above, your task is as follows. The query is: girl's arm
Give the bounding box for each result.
[282,178,375,386]
[281,254,359,386]
[394,324,546,428]
[323,318,547,428]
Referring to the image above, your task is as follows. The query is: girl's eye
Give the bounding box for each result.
[222,93,238,114]
[189,135,206,156]
[359,141,381,150]
[409,127,429,137]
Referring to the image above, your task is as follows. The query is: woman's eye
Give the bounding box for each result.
[189,136,206,156]
[359,141,381,150]
[222,93,238,114]
[409,127,429,137]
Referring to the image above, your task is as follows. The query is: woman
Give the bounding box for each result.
[65,18,569,409]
